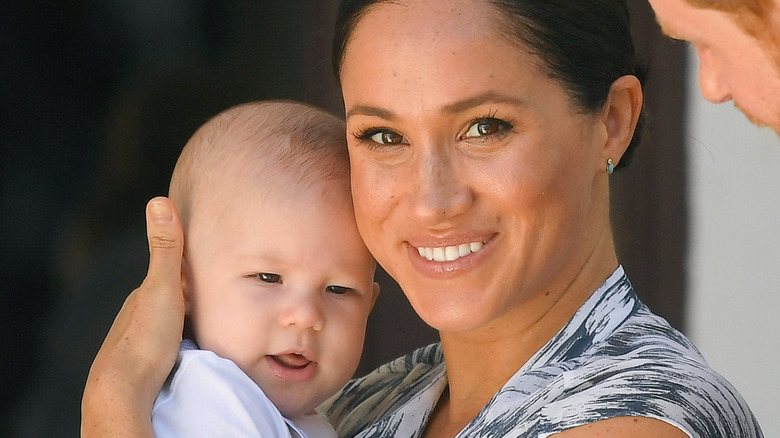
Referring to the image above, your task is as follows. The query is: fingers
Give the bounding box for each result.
[140,197,185,377]
[81,198,186,436]
[145,196,184,289]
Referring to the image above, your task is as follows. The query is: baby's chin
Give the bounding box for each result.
[270,369,353,418]
[275,400,320,419]
[272,389,333,419]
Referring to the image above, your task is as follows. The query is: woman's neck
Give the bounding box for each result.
[424,247,619,438]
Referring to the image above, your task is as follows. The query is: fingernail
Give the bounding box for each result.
[149,200,173,224]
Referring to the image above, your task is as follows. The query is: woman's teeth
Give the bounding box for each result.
[417,242,483,262]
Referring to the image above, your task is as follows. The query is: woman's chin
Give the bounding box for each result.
[408,294,496,334]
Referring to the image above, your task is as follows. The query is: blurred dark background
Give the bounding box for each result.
[1,1,687,436]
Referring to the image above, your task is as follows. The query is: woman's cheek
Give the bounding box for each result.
[353,161,394,217]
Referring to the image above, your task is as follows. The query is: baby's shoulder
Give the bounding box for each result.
[153,346,292,437]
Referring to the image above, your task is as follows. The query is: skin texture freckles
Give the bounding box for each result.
[341,0,618,337]
[337,1,687,436]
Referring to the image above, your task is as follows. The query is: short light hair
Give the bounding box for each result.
[169,100,348,229]
[685,0,780,71]
[684,0,777,40]
[685,0,771,14]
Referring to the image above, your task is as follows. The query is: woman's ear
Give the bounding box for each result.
[600,75,643,167]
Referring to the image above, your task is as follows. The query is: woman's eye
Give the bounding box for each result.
[465,118,512,139]
[361,128,407,145]
[326,285,352,295]
[256,273,281,284]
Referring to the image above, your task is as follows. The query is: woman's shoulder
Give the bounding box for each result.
[538,306,763,437]
[467,291,763,438]
[537,355,762,437]
[321,343,445,436]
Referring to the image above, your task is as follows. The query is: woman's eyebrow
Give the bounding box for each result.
[346,92,527,120]
[442,92,527,114]
[346,105,395,120]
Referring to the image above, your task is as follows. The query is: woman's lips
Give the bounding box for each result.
[406,235,494,276]
[266,353,318,382]
[415,241,484,262]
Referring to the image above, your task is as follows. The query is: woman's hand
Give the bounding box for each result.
[81,197,185,437]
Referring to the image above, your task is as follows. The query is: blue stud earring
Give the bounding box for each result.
[606,158,615,175]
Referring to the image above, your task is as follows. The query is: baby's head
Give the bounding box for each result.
[169,101,378,418]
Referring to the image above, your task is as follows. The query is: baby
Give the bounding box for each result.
[151,101,379,437]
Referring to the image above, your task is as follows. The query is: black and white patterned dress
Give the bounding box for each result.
[322,266,762,437]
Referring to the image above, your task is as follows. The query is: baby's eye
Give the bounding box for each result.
[326,285,352,295]
[358,128,408,146]
[465,118,512,139]
[256,273,281,284]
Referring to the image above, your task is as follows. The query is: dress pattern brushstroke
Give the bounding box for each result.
[322,266,763,437]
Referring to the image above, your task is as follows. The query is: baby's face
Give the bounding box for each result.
[183,177,377,418]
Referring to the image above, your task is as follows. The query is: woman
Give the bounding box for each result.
[82,0,762,436]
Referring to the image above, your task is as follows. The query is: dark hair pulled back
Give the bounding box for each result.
[332,0,647,169]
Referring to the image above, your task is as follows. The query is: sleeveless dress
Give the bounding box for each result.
[322,266,763,437]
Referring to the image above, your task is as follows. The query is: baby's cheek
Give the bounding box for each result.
[333,321,366,373]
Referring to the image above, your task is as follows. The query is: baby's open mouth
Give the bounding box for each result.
[270,353,311,369]
[266,353,318,382]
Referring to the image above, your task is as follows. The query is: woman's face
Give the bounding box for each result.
[340,0,613,333]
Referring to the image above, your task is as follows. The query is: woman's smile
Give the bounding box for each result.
[405,233,495,278]
[414,241,484,262]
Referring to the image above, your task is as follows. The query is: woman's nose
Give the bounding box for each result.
[411,147,473,222]
[696,45,731,104]
[278,293,325,332]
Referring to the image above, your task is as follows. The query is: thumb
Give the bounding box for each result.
[145,196,184,287]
